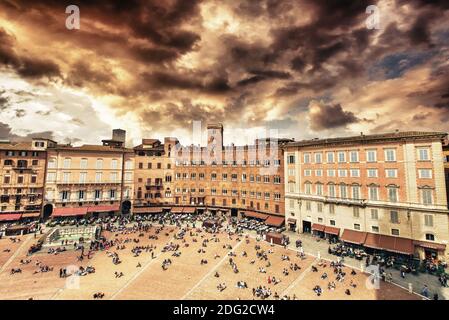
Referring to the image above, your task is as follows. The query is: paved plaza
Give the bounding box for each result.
[0,222,428,300]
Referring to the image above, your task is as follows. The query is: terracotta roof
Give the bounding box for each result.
[0,142,34,151]
[53,144,133,153]
[285,131,448,148]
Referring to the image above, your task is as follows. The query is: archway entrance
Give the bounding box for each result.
[121,200,131,215]
[43,204,53,220]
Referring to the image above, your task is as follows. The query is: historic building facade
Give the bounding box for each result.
[284,131,449,259]
[172,124,290,219]
[444,141,449,209]
[0,138,56,221]
[43,130,134,218]
[133,137,177,208]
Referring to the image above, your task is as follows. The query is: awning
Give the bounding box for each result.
[171,207,184,214]
[87,204,120,213]
[21,212,41,218]
[0,214,22,222]
[364,233,414,255]
[287,218,297,224]
[52,207,88,217]
[183,207,196,214]
[244,211,268,220]
[414,240,446,251]
[265,216,285,227]
[341,229,367,245]
[324,226,340,236]
[312,223,325,232]
[133,206,163,214]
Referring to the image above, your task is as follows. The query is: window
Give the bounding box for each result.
[418,169,432,179]
[327,152,334,163]
[390,211,399,224]
[316,183,323,196]
[80,158,88,169]
[338,169,347,177]
[368,185,379,201]
[63,158,71,169]
[289,199,295,209]
[264,175,270,183]
[306,201,311,211]
[353,207,360,218]
[111,159,118,169]
[328,184,336,198]
[371,209,378,220]
[62,172,70,183]
[327,169,335,177]
[317,203,323,212]
[422,188,433,205]
[372,226,379,233]
[339,184,347,199]
[338,151,346,163]
[387,186,399,202]
[386,169,397,178]
[288,168,295,176]
[288,182,295,193]
[366,150,377,162]
[424,214,434,227]
[350,169,360,177]
[417,148,430,161]
[95,172,102,183]
[425,233,435,241]
[352,185,360,200]
[48,158,56,169]
[31,175,37,184]
[304,169,312,177]
[314,153,322,164]
[391,229,400,236]
[274,176,281,184]
[78,190,85,200]
[110,172,118,183]
[350,151,359,162]
[315,169,323,177]
[384,149,396,162]
[79,172,87,183]
[46,172,56,182]
[354,224,361,230]
[241,173,247,182]
[96,159,103,169]
[330,220,336,226]
[329,204,335,214]
[61,190,69,201]
[303,153,310,163]
[367,169,378,178]
[287,154,295,164]
[305,182,312,195]
[94,190,101,200]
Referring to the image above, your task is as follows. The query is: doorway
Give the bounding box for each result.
[302,221,311,233]
[43,204,53,220]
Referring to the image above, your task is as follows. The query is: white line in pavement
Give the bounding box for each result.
[181,238,244,300]
[280,258,318,297]
[0,235,34,274]
[109,235,176,300]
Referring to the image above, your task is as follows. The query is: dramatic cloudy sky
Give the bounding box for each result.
[0,0,448,146]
